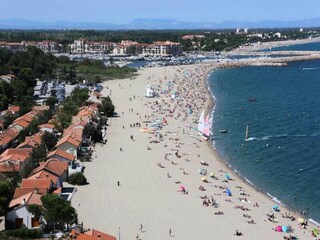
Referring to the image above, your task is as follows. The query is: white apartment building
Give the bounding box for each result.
[142,41,182,56]
[35,41,61,53]
[70,39,116,53]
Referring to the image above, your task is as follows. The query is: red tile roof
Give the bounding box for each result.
[17,132,43,149]
[33,158,68,176]
[47,149,76,161]
[21,178,52,190]
[0,148,31,163]
[9,191,43,208]
[28,170,59,184]
[0,162,20,173]
[13,119,30,128]
[32,105,50,111]
[84,229,117,240]
[56,134,81,148]
[63,128,83,141]
[8,105,20,113]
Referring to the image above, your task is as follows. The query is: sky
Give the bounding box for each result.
[1,0,320,23]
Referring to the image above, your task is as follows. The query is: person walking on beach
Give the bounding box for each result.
[169,228,172,237]
[140,224,143,232]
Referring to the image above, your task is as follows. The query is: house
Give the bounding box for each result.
[0,128,19,151]
[0,148,31,176]
[17,132,43,149]
[47,149,76,163]
[38,123,56,133]
[70,228,116,240]
[32,105,50,112]
[55,134,81,158]
[20,178,54,194]
[31,158,68,183]
[6,191,43,229]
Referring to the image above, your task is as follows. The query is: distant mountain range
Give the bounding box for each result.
[1,18,320,30]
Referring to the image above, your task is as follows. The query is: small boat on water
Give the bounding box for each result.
[248,98,256,102]
[219,129,228,133]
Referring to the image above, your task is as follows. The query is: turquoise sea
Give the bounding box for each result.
[208,46,320,223]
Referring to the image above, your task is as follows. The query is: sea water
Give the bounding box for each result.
[208,59,320,222]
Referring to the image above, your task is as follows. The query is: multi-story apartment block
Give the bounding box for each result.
[142,41,182,56]
[70,39,116,53]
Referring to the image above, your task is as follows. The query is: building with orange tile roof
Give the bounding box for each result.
[32,158,68,183]
[20,178,54,194]
[0,128,19,151]
[17,132,43,149]
[70,228,116,240]
[38,123,56,133]
[47,149,76,163]
[7,191,43,229]
[32,105,50,112]
[55,134,81,158]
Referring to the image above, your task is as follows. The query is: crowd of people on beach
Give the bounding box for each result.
[107,64,320,239]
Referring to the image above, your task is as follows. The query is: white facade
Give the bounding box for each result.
[70,39,115,54]
[6,205,40,229]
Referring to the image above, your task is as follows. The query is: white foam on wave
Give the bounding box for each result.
[244,137,259,142]
[244,177,254,186]
[309,219,320,226]
[267,192,286,207]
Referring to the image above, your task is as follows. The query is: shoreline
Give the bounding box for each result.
[71,55,320,239]
[232,36,320,53]
[202,62,320,226]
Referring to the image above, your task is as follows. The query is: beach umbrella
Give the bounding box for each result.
[210,172,215,177]
[297,218,305,224]
[275,225,282,232]
[226,187,232,196]
[180,186,185,191]
[312,228,319,236]
[272,205,279,211]
[282,226,289,233]
[225,174,230,180]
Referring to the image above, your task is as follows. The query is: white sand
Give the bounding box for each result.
[71,65,318,240]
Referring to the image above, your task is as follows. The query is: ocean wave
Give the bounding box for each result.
[267,193,286,207]
[302,67,320,70]
[244,177,254,186]
[309,219,320,227]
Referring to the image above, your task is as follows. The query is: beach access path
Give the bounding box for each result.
[71,65,317,240]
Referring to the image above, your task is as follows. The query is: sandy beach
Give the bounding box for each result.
[231,36,320,53]
[71,62,319,240]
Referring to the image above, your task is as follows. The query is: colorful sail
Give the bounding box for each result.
[203,114,210,137]
[197,111,205,133]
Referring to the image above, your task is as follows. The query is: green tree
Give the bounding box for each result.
[99,96,115,117]
[45,96,58,110]
[31,144,47,162]
[30,194,77,231]
[41,132,57,151]
[68,172,88,186]
[19,158,38,179]
[0,180,14,216]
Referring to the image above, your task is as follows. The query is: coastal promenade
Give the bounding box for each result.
[71,61,318,239]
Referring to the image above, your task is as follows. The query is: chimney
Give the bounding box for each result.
[97,234,101,240]
[22,198,26,204]
[33,188,39,194]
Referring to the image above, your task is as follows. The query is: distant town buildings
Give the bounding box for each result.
[181,35,205,40]
[69,39,182,56]
[0,41,62,53]
[235,28,248,34]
